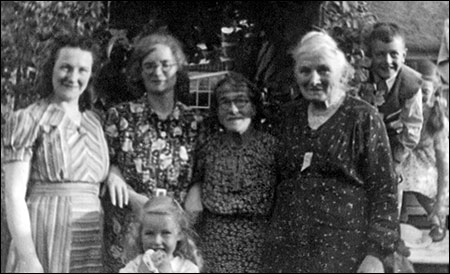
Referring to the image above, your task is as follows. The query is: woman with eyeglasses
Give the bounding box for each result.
[185,72,279,272]
[102,31,206,273]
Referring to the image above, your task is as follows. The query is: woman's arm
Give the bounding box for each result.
[184,183,203,215]
[107,165,148,211]
[431,119,449,218]
[4,161,43,273]
[360,111,400,272]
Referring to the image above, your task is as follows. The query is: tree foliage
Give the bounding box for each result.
[319,1,378,95]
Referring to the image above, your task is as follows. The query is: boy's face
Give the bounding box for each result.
[371,36,407,80]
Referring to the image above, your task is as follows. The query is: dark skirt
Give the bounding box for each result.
[197,209,269,273]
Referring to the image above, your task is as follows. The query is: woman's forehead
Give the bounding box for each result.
[298,52,335,66]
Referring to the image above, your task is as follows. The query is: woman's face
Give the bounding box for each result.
[52,47,93,103]
[422,80,435,107]
[217,86,255,134]
[294,52,343,105]
[141,44,178,96]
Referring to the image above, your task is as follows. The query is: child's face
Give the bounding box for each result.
[141,213,182,259]
[422,80,435,107]
[371,36,406,80]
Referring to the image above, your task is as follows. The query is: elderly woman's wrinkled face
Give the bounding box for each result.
[52,47,93,103]
[217,83,255,134]
[295,52,343,104]
[141,44,178,95]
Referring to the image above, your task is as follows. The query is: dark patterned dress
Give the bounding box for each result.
[194,127,278,273]
[102,98,205,272]
[265,95,400,273]
[3,99,110,273]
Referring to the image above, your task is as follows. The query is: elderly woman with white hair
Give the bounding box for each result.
[264,31,400,273]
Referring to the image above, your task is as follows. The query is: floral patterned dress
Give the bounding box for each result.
[102,98,205,272]
[265,96,399,273]
[194,127,278,273]
[400,106,449,201]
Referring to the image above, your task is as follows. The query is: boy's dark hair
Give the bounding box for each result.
[366,22,406,56]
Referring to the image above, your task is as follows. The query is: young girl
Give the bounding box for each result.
[119,196,202,273]
[400,59,449,242]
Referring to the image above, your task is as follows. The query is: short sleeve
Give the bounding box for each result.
[2,109,40,163]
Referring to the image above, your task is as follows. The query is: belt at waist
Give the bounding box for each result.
[29,182,100,196]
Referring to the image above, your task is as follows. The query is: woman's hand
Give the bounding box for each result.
[107,165,129,208]
[429,200,446,222]
[17,255,44,273]
[357,255,384,273]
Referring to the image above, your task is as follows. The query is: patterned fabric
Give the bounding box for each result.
[119,255,199,273]
[194,128,278,273]
[2,99,109,273]
[400,107,449,201]
[265,96,400,273]
[102,98,205,272]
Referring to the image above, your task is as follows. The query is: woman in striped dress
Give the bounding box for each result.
[2,35,109,273]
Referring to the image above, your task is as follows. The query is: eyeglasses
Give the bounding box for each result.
[142,60,177,74]
[218,98,250,110]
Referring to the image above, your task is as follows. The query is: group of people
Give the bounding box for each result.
[2,20,448,274]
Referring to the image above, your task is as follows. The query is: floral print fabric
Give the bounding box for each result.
[102,98,205,272]
[194,129,278,272]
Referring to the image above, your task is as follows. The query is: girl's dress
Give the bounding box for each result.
[400,106,449,202]
[119,255,199,273]
[3,99,110,273]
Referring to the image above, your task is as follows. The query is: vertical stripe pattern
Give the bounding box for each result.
[3,99,109,273]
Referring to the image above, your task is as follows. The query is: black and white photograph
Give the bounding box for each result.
[1,1,448,273]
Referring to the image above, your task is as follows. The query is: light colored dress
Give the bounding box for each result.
[119,255,199,273]
[400,107,449,202]
[2,99,109,273]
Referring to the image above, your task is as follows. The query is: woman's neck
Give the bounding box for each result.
[50,96,82,125]
[147,91,175,120]
[310,89,345,112]
[307,91,345,130]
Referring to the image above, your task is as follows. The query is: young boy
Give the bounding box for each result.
[364,22,424,166]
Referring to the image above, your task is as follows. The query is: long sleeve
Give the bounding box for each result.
[396,89,423,162]
[362,112,400,259]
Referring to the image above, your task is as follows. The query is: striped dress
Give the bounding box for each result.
[2,99,109,273]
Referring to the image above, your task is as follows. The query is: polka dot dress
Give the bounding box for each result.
[265,96,400,273]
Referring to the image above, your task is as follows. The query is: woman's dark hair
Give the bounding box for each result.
[210,72,265,130]
[127,30,186,98]
[35,34,100,111]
